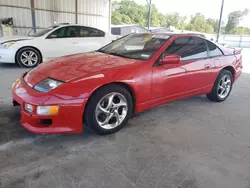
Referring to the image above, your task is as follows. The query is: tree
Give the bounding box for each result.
[111,0,250,35]
[111,0,187,28]
[206,18,220,33]
[164,13,187,29]
[150,4,161,27]
[235,27,250,35]
[225,9,249,34]
[185,13,213,33]
[111,0,147,26]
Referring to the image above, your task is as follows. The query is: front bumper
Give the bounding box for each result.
[0,48,16,63]
[12,76,87,134]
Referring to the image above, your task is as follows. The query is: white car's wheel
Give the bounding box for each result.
[16,47,42,68]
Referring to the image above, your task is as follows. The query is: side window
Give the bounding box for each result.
[79,27,105,37]
[163,36,208,61]
[207,41,223,57]
[65,26,79,37]
[47,27,68,38]
[47,26,79,38]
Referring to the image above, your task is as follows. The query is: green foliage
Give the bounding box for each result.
[150,4,161,26]
[206,18,220,33]
[225,9,249,34]
[185,13,214,33]
[162,12,187,29]
[111,0,250,35]
[111,0,147,26]
[234,27,250,35]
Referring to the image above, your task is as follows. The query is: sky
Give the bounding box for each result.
[134,0,250,27]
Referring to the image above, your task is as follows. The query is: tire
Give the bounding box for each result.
[207,69,233,102]
[16,47,42,68]
[84,84,133,135]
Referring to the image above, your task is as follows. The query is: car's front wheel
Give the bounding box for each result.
[84,84,133,135]
[16,47,42,68]
[207,69,233,102]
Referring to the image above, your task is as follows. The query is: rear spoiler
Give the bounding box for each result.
[233,48,242,54]
[222,46,243,55]
[226,47,242,54]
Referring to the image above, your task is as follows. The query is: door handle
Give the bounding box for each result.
[205,64,211,69]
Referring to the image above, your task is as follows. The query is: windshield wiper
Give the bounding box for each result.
[108,52,133,59]
[96,50,135,59]
[96,49,106,53]
[96,50,126,58]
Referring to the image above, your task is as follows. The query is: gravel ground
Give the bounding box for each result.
[0,49,250,188]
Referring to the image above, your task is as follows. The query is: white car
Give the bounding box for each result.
[0,24,117,67]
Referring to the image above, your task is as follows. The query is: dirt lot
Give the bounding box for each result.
[0,49,250,188]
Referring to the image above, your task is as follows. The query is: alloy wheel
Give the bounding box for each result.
[95,92,128,130]
[20,50,38,67]
[217,75,231,99]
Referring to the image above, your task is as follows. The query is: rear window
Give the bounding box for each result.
[207,41,223,57]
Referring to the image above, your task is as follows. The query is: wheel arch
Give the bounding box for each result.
[84,81,136,115]
[15,46,43,64]
[221,66,235,81]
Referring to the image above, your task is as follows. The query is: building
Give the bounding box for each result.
[0,0,111,36]
[111,24,148,36]
[148,27,172,33]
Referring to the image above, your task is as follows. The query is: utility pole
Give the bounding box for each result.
[147,0,152,31]
[75,0,78,24]
[30,0,36,33]
[217,0,225,42]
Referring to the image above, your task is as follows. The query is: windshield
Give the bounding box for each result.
[29,26,59,37]
[98,33,170,60]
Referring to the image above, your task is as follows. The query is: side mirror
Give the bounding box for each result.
[160,55,181,65]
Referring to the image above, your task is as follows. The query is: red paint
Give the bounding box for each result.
[160,54,181,65]
[12,34,242,134]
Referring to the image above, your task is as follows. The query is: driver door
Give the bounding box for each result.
[152,36,213,102]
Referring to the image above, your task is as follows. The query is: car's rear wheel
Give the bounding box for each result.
[16,47,42,68]
[84,84,133,135]
[207,69,233,102]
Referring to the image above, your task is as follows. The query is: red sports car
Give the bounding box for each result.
[12,33,242,135]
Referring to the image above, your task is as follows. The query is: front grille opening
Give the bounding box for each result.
[40,119,52,126]
[13,100,20,106]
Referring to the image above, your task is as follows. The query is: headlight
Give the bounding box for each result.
[0,41,16,49]
[24,103,33,113]
[34,78,64,92]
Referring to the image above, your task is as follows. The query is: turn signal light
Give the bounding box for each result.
[12,78,20,88]
[36,105,59,115]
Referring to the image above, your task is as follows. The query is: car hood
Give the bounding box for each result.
[29,52,138,84]
[0,36,33,44]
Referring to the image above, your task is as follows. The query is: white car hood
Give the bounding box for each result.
[0,36,34,44]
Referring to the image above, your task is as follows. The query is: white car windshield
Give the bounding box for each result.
[98,33,170,60]
[29,26,59,37]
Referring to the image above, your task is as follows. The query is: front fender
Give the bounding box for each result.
[50,62,152,110]
[49,68,132,100]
